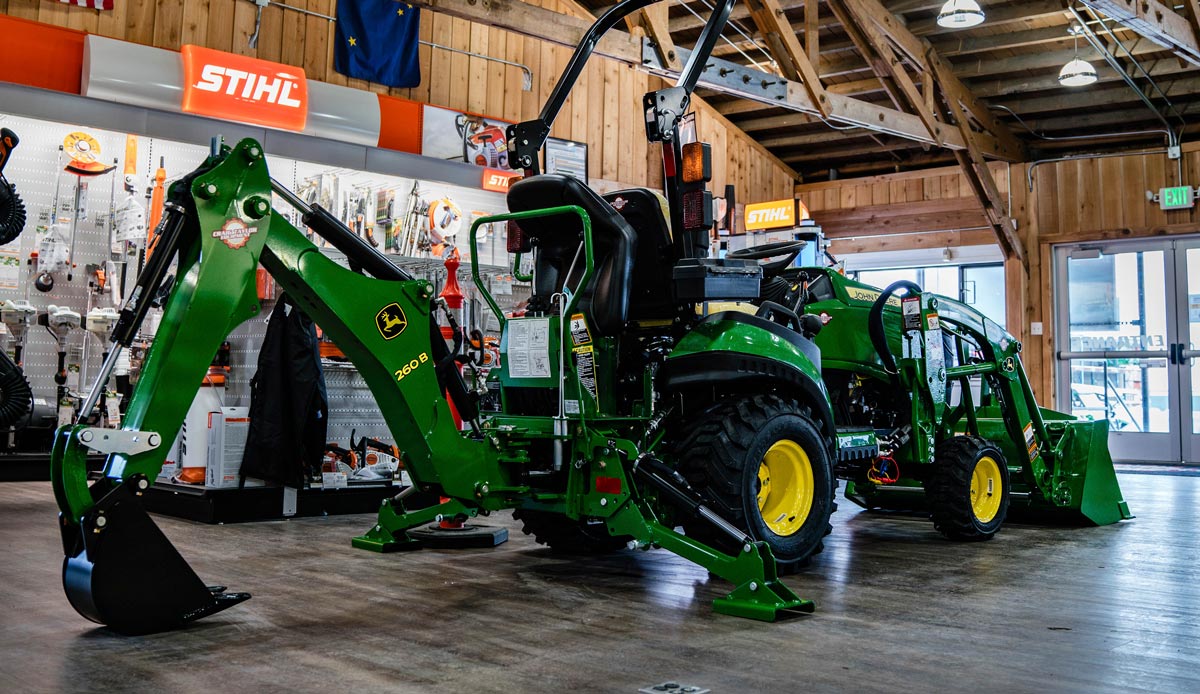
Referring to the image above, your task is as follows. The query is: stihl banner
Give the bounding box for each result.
[181,45,308,131]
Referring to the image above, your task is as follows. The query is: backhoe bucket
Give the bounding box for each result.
[1046,418,1132,526]
[62,481,249,635]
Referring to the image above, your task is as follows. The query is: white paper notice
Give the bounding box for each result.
[506,317,552,378]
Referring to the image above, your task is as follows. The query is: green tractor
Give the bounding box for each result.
[51,0,836,633]
[726,257,1132,538]
[48,0,1127,636]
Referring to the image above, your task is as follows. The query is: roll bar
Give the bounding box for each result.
[507,0,738,175]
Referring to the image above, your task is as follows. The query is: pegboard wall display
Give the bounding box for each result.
[0,111,530,456]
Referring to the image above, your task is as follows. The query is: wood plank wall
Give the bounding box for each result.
[796,145,1200,406]
[0,0,795,200]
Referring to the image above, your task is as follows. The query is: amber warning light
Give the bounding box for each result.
[181,45,309,131]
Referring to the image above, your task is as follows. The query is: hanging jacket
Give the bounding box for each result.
[241,294,328,487]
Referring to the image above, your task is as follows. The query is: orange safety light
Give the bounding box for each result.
[681,142,712,184]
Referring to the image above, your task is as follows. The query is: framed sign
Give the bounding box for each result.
[545,137,588,182]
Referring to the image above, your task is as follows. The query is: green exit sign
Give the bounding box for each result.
[1160,185,1195,210]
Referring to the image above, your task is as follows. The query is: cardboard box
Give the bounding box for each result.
[205,407,252,489]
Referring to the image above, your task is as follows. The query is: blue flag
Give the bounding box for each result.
[335,1,421,88]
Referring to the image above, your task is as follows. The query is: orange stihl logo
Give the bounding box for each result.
[181,45,308,131]
[744,199,796,230]
[482,169,521,192]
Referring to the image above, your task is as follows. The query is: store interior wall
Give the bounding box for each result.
[797,145,1200,409]
[0,111,526,448]
[0,0,797,203]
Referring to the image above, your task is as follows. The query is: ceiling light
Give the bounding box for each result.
[937,0,985,29]
[1059,27,1098,87]
[1058,58,1098,86]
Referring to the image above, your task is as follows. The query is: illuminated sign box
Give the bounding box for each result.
[181,45,309,132]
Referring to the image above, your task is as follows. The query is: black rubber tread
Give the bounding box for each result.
[512,509,630,554]
[672,394,836,573]
[927,436,1010,541]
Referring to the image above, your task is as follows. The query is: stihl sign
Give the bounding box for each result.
[481,169,521,192]
[744,199,796,230]
[181,45,308,131]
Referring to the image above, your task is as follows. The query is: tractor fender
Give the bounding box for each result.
[657,312,835,440]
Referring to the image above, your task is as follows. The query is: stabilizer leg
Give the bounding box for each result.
[62,478,250,635]
[352,495,475,552]
[607,503,812,622]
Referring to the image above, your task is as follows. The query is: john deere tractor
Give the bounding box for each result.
[48,0,1127,636]
[51,0,841,634]
[715,248,1131,539]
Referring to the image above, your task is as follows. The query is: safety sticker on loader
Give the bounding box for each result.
[570,313,592,346]
[573,344,599,403]
[1024,422,1039,461]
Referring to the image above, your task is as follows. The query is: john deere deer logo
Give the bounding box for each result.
[375,303,408,340]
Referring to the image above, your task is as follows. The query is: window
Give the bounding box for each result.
[853,264,1007,328]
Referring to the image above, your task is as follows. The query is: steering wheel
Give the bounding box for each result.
[727,239,807,277]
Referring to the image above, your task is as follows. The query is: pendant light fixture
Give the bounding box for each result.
[936,0,985,29]
[1059,26,1098,87]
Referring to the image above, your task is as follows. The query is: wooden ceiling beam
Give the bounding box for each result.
[838,0,1026,159]
[634,4,682,71]
[932,60,1025,263]
[759,128,870,148]
[743,0,831,115]
[1078,0,1200,66]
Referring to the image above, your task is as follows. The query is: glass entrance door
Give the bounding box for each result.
[1055,238,1198,463]
[1180,242,1200,462]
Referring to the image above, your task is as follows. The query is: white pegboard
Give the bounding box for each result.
[0,110,530,450]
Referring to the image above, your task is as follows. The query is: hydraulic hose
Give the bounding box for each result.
[868,280,922,375]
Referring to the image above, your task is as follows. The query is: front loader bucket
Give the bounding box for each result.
[62,481,249,635]
[1051,419,1132,526]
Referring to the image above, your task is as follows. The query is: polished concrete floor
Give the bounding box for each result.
[1,473,1196,694]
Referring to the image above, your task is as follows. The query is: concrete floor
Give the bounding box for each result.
[1,473,1197,694]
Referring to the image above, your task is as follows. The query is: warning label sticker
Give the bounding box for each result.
[570,313,592,346]
[574,344,598,403]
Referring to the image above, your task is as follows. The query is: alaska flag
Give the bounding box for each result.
[335,1,421,88]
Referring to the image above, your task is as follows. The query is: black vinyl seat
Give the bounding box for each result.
[507,174,637,335]
[602,188,676,322]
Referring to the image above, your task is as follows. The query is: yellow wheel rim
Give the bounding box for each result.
[756,440,814,537]
[970,456,1003,523]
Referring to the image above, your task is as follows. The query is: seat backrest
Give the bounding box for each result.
[506,174,638,335]
[602,189,676,322]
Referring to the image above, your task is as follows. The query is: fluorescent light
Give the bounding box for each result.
[937,0,985,29]
[1058,58,1098,87]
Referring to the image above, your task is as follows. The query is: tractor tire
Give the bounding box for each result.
[673,395,836,573]
[512,509,630,554]
[927,436,1010,541]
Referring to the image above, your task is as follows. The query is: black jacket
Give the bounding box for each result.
[241,294,328,487]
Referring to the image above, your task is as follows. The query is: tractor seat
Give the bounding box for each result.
[507,174,638,335]
[602,188,676,322]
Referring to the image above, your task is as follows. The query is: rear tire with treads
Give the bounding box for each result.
[927,436,1010,541]
[513,509,630,554]
[673,394,835,573]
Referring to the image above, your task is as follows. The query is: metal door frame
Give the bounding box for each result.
[1176,238,1200,463]
[1053,237,1190,463]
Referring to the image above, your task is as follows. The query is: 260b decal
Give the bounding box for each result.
[395,352,429,382]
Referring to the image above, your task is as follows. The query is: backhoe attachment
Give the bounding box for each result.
[52,139,272,633]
